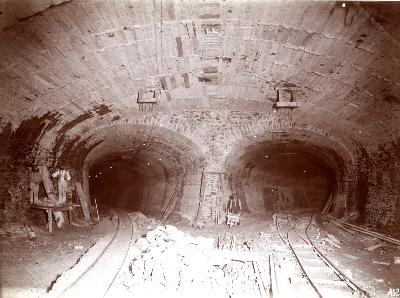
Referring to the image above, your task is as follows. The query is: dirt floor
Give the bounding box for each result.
[1,210,400,298]
[0,216,116,298]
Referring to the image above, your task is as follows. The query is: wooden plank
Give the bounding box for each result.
[162,175,183,219]
[75,182,91,222]
[326,215,400,246]
[276,101,301,107]
[323,217,355,235]
[321,193,333,214]
[38,166,57,201]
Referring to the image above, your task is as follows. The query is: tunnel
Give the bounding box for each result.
[0,1,400,297]
[80,123,205,219]
[224,128,354,217]
[89,155,151,212]
[229,142,337,214]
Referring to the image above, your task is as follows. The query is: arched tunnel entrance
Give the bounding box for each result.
[226,138,346,215]
[82,124,205,218]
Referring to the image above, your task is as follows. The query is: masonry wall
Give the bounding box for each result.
[364,142,400,227]
[0,111,399,227]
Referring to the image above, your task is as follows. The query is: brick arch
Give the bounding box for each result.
[224,126,360,215]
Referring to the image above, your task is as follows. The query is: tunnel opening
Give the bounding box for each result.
[81,124,205,220]
[257,150,335,213]
[89,155,154,212]
[227,140,342,215]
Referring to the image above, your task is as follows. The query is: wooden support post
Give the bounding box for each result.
[68,209,73,225]
[47,210,53,233]
[38,166,57,201]
[162,175,183,219]
[322,193,334,214]
[75,182,91,222]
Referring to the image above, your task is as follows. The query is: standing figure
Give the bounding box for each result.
[29,166,41,204]
[226,193,242,227]
[52,165,71,204]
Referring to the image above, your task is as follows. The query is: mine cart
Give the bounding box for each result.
[226,212,240,227]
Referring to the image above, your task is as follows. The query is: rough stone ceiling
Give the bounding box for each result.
[0,0,399,151]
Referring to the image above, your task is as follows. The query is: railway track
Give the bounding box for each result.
[272,213,370,298]
[46,210,370,298]
[52,208,134,298]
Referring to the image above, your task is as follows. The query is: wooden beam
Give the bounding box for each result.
[38,166,57,202]
[75,182,91,222]
[325,215,400,246]
[276,102,301,108]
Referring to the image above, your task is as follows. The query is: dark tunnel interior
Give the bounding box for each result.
[89,155,151,212]
[257,150,335,212]
[231,142,337,213]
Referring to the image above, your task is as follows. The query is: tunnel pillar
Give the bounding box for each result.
[193,161,232,224]
[177,171,203,221]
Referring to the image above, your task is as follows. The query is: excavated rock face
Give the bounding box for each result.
[0,1,399,225]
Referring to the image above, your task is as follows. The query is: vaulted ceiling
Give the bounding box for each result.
[0,0,399,164]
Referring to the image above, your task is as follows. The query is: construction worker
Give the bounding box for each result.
[226,193,242,226]
[52,164,71,204]
[29,166,41,204]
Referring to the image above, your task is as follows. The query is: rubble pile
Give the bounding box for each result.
[0,222,38,240]
[128,212,160,230]
[119,225,260,297]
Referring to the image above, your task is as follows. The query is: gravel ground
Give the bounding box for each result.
[0,217,116,298]
[1,211,400,298]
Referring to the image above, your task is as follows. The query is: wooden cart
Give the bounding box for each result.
[226,212,240,227]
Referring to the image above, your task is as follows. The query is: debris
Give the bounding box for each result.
[73,245,84,250]
[128,212,159,230]
[366,243,384,251]
[326,233,341,245]
[343,269,353,279]
[343,253,359,260]
[127,225,215,289]
[324,237,341,249]
[24,223,37,240]
[1,222,32,239]
[372,260,390,266]
[192,221,205,229]
[120,225,260,296]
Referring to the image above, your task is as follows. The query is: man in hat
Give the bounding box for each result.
[52,164,71,204]
[226,193,242,226]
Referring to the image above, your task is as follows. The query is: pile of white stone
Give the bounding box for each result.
[122,225,218,297]
[128,212,160,230]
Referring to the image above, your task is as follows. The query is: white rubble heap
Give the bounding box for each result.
[128,212,160,229]
[113,225,261,298]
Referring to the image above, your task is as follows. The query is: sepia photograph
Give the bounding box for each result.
[0,0,399,297]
